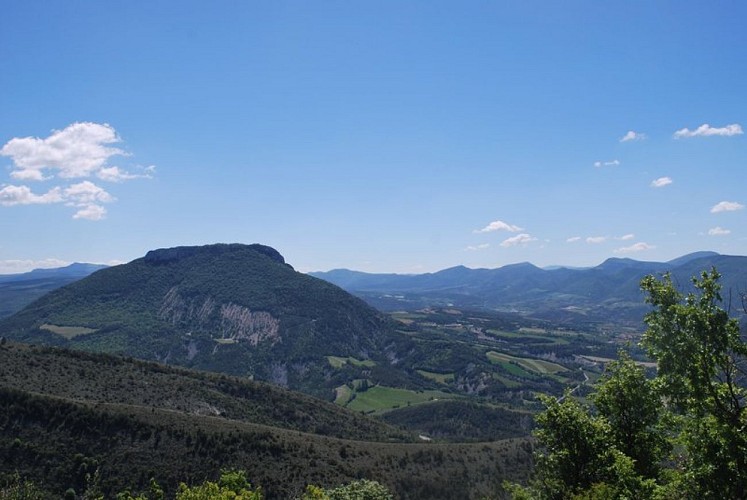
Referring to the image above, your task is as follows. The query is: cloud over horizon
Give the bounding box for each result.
[500,233,537,247]
[614,242,655,254]
[593,160,620,168]
[674,123,743,138]
[620,131,645,142]
[475,220,523,233]
[711,201,744,213]
[586,236,607,244]
[651,177,673,188]
[0,122,153,220]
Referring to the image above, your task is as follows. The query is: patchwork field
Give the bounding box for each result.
[40,324,97,339]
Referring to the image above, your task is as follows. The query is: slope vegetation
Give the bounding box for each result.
[0,341,532,499]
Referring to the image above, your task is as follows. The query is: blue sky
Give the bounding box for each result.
[1,1,745,274]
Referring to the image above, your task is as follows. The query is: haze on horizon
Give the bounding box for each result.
[1,2,745,275]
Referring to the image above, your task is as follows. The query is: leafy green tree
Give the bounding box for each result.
[591,350,668,479]
[640,269,747,498]
[175,470,262,500]
[301,480,393,500]
[0,472,44,499]
[505,385,656,498]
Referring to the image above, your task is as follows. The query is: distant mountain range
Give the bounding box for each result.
[0,263,107,318]
[311,251,747,327]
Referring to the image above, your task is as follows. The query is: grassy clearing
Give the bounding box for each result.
[486,351,567,374]
[40,324,97,339]
[346,386,456,413]
[580,355,657,369]
[493,374,523,388]
[326,356,377,369]
[214,338,237,344]
[495,361,535,378]
[416,369,454,384]
[334,384,354,405]
[485,328,570,345]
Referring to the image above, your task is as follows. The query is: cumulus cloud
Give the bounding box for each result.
[97,165,154,182]
[0,185,63,206]
[566,236,582,243]
[1,122,125,179]
[708,227,731,236]
[72,204,107,221]
[62,181,115,221]
[620,131,645,142]
[474,220,523,233]
[465,243,490,251]
[0,180,114,220]
[0,123,152,220]
[500,233,537,247]
[710,201,744,213]
[674,123,743,138]
[64,181,115,205]
[593,160,620,168]
[614,242,655,254]
[617,234,635,241]
[650,177,673,188]
[586,236,607,244]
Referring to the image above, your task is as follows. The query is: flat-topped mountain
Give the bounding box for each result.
[0,244,399,397]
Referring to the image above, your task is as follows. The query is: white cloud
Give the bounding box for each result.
[72,204,107,221]
[586,236,607,244]
[97,166,153,182]
[500,233,537,247]
[710,201,744,213]
[475,220,523,233]
[674,123,743,138]
[1,122,125,179]
[0,123,152,221]
[64,181,115,204]
[593,160,620,168]
[63,181,114,221]
[0,258,70,274]
[614,242,655,254]
[708,227,731,236]
[620,131,645,142]
[0,180,114,221]
[465,243,490,251]
[566,236,581,243]
[0,185,63,206]
[617,234,635,241]
[650,177,673,188]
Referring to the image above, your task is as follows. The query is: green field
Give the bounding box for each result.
[493,373,523,388]
[486,351,567,374]
[326,355,377,368]
[334,384,354,405]
[416,369,454,384]
[485,328,570,345]
[40,324,97,339]
[345,386,456,413]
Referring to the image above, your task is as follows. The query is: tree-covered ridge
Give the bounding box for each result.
[0,469,394,500]
[508,269,747,499]
[0,383,532,499]
[0,342,408,442]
